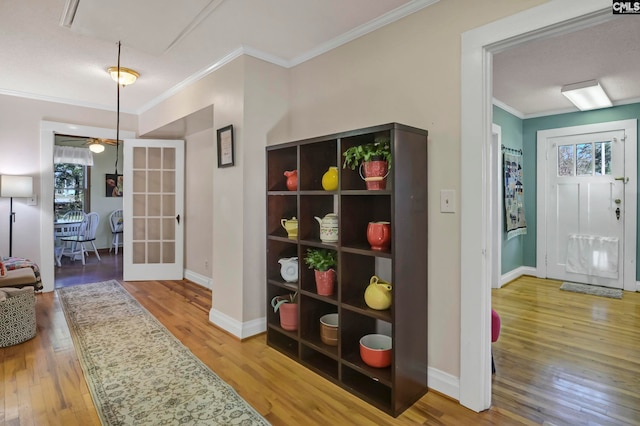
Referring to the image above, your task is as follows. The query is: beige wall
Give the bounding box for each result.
[184,127,214,277]
[284,0,548,377]
[0,94,136,267]
[23,0,548,386]
[136,0,548,378]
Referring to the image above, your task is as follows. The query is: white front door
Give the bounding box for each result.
[537,119,638,291]
[123,139,185,281]
[545,129,625,288]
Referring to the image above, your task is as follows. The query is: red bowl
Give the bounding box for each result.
[359,334,392,368]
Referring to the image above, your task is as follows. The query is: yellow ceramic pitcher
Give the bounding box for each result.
[364,276,392,310]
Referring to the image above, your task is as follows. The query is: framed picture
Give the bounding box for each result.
[217,125,235,168]
[106,174,123,197]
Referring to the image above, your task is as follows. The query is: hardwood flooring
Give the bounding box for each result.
[2,261,639,425]
[492,276,640,426]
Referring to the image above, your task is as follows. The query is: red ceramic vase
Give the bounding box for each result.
[367,221,391,251]
[284,170,298,191]
[362,160,388,190]
[315,269,336,296]
[278,302,298,331]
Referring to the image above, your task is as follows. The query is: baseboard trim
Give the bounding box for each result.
[636,281,640,292]
[209,308,266,339]
[428,366,459,401]
[184,269,212,290]
[500,266,537,287]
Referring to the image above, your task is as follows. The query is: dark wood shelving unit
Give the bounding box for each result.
[265,123,428,417]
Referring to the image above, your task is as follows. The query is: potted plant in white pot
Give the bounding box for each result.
[270,292,298,331]
[342,136,391,190]
[304,248,337,296]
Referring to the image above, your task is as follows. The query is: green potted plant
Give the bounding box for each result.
[270,292,298,331]
[342,136,391,190]
[304,248,337,296]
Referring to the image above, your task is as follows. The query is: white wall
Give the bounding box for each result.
[0,94,136,270]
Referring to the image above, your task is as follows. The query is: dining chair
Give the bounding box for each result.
[57,212,101,265]
[54,211,87,266]
[109,209,123,255]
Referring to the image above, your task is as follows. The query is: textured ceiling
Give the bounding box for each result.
[493,16,640,117]
[1,2,636,118]
[0,0,430,113]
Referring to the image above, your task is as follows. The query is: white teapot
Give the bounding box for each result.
[278,257,298,283]
[314,213,338,243]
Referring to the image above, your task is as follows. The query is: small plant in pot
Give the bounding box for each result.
[270,292,298,331]
[342,136,391,190]
[304,248,337,296]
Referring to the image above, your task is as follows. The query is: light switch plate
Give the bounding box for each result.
[440,190,455,213]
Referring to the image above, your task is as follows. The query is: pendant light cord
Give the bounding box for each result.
[115,41,121,175]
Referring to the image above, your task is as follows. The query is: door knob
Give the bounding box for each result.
[614,199,621,205]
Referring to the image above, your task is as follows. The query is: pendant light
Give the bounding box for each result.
[108,41,139,173]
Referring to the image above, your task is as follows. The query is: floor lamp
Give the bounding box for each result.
[0,175,33,257]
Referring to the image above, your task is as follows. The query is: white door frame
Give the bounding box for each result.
[536,120,637,292]
[460,0,612,412]
[39,121,135,292]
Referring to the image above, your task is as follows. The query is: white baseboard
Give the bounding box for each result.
[636,281,640,292]
[428,366,459,401]
[184,269,212,290]
[209,308,266,339]
[500,266,537,287]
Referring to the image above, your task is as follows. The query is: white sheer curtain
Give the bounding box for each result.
[53,145,94,166]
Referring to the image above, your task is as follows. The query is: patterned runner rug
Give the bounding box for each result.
[58,280,269,425]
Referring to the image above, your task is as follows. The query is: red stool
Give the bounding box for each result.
[491,309,501,374]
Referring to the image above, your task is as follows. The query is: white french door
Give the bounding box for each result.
[123,139,184,281]
[537,120,637,291]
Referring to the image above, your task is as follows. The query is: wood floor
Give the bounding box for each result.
[2,258,639,425]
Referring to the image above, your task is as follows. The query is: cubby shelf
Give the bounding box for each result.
[265,123,428,417]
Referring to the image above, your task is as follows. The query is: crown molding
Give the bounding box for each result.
[0,88,137,114]
[492,98,524,119]
[289,0,440,67]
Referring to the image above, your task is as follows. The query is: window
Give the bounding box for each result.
[54,163,91,218]
[557,141,611,177]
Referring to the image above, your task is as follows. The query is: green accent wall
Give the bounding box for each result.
[493,106,525,274]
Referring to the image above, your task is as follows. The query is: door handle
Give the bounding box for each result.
[615,207,620,220]
[614,177,629,183]
[176,214,180,225]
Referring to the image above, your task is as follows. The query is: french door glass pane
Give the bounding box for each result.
[558,145,574,176]
[594,141,612,175]
[132,146,177,264]
[576,143,593,175]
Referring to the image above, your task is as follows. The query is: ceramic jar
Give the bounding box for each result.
[280,217,298,239]
[367,221,391,250]
[278,257,298,283]
[321,166,338,191]
[314,213,338,243]
[364,276,392,310]
[284,170,297,191]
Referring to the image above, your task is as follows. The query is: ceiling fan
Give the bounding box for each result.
[57,134,122,153]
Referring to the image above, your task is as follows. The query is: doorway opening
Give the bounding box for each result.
[461,1,616,412]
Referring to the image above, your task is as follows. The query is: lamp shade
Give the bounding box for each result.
[0,175,33,198]
[89,143,105,153]
[107,66,139,86]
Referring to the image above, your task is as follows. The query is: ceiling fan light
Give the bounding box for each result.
[561,80,612,111]
[89,143,105,153]
[107,66,139,86]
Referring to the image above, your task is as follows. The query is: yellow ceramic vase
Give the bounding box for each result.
[322,166,339,191]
